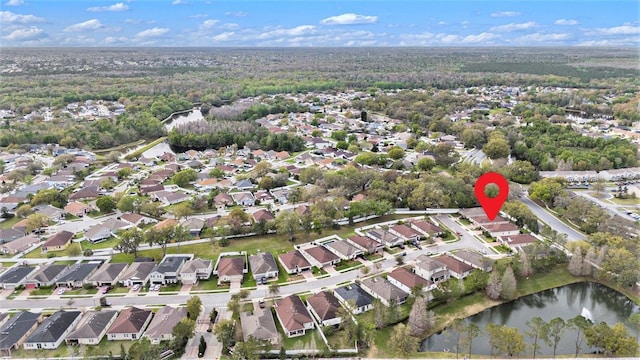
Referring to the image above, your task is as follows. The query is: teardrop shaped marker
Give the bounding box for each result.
[474,172,509,221]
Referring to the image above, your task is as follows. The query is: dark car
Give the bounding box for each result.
[259,277,267,285]
[259,299,266,308]
[398,244,405,249]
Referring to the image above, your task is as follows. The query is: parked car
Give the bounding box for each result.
[56,287,66,295]
[259,277,267,285]
[132,284,140,291]
[259,299,265,309]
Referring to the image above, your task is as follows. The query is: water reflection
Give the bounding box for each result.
[422,282,639,356]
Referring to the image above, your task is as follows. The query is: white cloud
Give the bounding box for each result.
[593,25,640,35]
[438,21,447,25]
[491,11,521,17]
[201,19,219,29]
[87,2,129,12]
[575,36,640,46]
[0,11,45,24]
[518,32,569,42]
[136,27,169,38]
[224,11,247,17]
[257,25,316,39]
[212,32,235,41]
[320,13,378,25]
[4,0,25,6]
[219,23,239,30]
[64,19,104,32]
[104,36,128,44]
[461,32,498,43]
[490,21,536,32]
[190,14,208,19]
[555,19,578,26]
[3,26,46,40]
[124,18,142,24]
[171,0,188,5]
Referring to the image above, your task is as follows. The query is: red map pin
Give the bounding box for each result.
[474,172,509,221]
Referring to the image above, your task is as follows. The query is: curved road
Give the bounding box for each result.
[518,196,585,242]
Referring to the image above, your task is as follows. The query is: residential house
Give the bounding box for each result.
[23,311,82,350]
[346,235,384,255]
[179,258,213,285]
[33,205,65,222]
[451,249,494,272]
[0,228,24,244]
[119,262,154,287]
[498,234,538,252]
[55,263,100,288]
[278,250,312,275]
[63,202,93,217]
[270,188,290,205]
[85,219,130,243]
[248,252,278,281]
[181,218,204,236]
[483,223,520,238]
[234,179,255,190]
[195,178,219,191]
[307,137,331,149]
[274,295,315,338]
[41,231,74,253]
[24,264,69,289]
[414,255,450,284]
[387,267,434,293]
[434,254,474,279]
[334,284,374,314]
[1,234,40,255]
[389,224,423,242]
[149,255,193,285]
[120,213,154,227]
[232,192,255,207]
[366,228,403,248]
[0,265,36,289]
[302,245,341,268]
[306,291,342,327]
[252,209,275,223]
[0,311,41,357]
[214,193,234,207]
[143,306,187,345]
[106,307,153,341]
[324,240,363,260]
[66,311,118,345]
[240,309,280,345]
[253,190,274,204]
[87,263,128,287]
[153,218,178,231]
[215,257,245,284]
[68,187,100,201]
[152,191,190,206]
[360,277,408,306]
[407,219,443,237]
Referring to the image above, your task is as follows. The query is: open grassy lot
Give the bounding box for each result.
[81,237,120,250]
[24,242,82,259]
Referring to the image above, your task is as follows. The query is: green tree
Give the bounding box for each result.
[528,177,567,206]
[118,228,143,258]
[525,316,547,359]
[604,322,639,356]
[25,213,49,233]
[268,282,280,299]
[407,295,431,337]
[213,319,236,354]
[627,313,640,342]
[389,323,419,358]
[127,338,160,360]
[568,315,592,357]
[585,321,611,354]
[446,318,467,359]
[500,265,517,300]
[502,160,538,184]
[484,135,510,159]
[30,188,68,208]
[15,204,33,219]
[117,195,141,213]
[96,196,116,213]
[388,146,405,160]
[172,169,198,187]
[140,201,165,218]
[542,317,566,358]
[486,268,501,300]
[274,210,301,242]
[209,168,225,179]
[416,157,436,172]
[198,335,207,357]
[186,296,202,320]
[172,202,194,220]
[172,318,196,340]
[117,167,133,180]
[463,323,481,359]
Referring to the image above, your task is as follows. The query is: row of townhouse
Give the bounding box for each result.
[0,305,187,356]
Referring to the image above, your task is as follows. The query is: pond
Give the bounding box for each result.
[164,108,203,131]
[421,282,639,356]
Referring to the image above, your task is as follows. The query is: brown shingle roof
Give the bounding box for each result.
[217,257,244,277]
[275,295,312,332]
[278,250,311,270]
[434,254,474,276]
[304,246,340,264]
[43,230,73,248]
[107,307,152,334]
[306,291,341,322]
[388,267,432,289]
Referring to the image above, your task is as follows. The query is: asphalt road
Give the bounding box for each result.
[518,196,586,242]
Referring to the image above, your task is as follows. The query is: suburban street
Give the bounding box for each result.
[518,196,586,241]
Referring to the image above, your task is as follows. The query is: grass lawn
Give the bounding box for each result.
[81,237,120,250]
[458,217,472,225]
[334,259,362,272]
[53,260,78,265]
[159,283,182,292]
[24,243,82,259]
[29,287,54,296]
[109,286,132,294]
[193,278,228,291]
[609,196,640,205]
[10,337,133,359]
[0,216,20,229]
[64,288,98,295]
[124,136,167,160]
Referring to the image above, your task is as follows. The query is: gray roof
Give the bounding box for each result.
[180,258,212,274]
[27,264,69,284]
[248,252,277,276]
[0,266,36,285]
[153,255,191,274]
[361,277,408,303]
[25,311,81,344]
[120,262,154,281]
[87,263,128,282]
[56,263,100,284]
[240,309,278,342]
[325,240,361,258]
[0,311,40,350]
[143,306,187,340]
[0,228,24,242]
[334,283,374,308]
[66,311,118,341]
[415,254,447,272]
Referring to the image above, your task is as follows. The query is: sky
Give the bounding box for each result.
[1,0,639,47]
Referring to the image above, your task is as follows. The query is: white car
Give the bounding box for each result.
[153,284,161,291]
[132,284,140,291]
[56,287,66,295]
